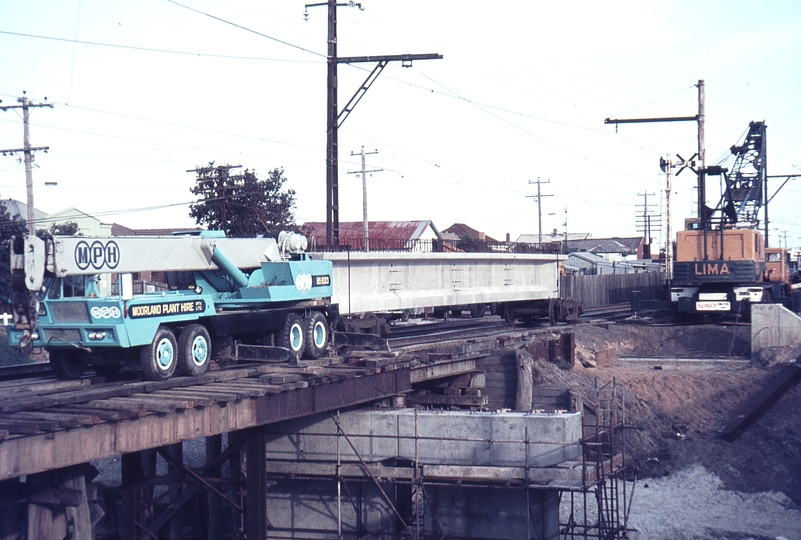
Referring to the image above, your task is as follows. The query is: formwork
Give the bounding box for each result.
[258,391,629,540]
[559,379,630,540]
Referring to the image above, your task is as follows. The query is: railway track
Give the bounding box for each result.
[580,303,635,321]
[0,361,52,381]
[388,317,511,348]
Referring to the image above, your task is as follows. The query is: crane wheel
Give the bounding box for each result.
[304,312,329,360]
[278,313,305,360]
[140,326,178,381]
[50,349,87,380]
[178,324,211,377]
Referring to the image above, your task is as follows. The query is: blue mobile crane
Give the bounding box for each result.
[8,231,336,380]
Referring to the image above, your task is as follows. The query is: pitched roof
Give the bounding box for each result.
[516,232,591,243]
[112,226,204,237]
[111,223,137,236]
[1,198,48,222]
[568,251,611,264]
[300,221,438,242]
[441,223,499,243]
[568,237,643,255]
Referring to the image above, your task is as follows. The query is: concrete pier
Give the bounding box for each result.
[751,304,801,355]
[260,408,582,540]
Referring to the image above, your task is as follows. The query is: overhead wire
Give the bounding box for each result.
[5,3,770,237]
[163,0,325,59]
[411,68,646,182]
[0,30,321,63]
[0,200,198,233]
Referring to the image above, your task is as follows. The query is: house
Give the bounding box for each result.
[441,223,499,243]
[566,251,636,275]
[300,221,441,252]
[566,237,645,262]
[1,198,48,223]
[40,207,112,237]
[516,229,591,245]
[111,225,204,237]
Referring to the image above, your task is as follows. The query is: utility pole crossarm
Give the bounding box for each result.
[527,178,552,245]
[337,54,443,128]
[1,147,49,154]
[336,53,443,64]
[765,174,801,205]
[337,61,388,128]
[604,116,698,125]
[314,0,443,249]
[348,147,381,252]
[0,95,54,235]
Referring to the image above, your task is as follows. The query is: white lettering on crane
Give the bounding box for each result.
[90,306,122,319]
[295,273,312,291]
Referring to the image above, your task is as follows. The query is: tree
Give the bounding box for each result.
[0,200,27,307]
[0,198,79,307]
[189,163,297,238]
[36,221,79,241]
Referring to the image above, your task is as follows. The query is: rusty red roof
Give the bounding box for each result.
[300,221,437,242]
[441,223,499,243]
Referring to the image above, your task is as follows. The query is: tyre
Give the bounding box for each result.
[50,349,87,380]
[303,312,329,360]
[140,326,178,381]
[177,324,211,377]
[278,313,304,358]
[470,304,486,318]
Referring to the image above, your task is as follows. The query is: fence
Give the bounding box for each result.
[561,271,667,309]
[307,237,561,254]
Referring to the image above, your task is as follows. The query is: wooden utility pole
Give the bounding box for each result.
[697,79,706,228]
[605,79,705,268]
[527,178,552,245]
[635,191,657,259]
[348,147,381,251]
[0,93,53,235]
[188,163,243,234]
[305,1,442,249]
[664,157,674,280]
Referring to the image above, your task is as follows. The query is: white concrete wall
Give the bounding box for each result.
[751,304,801,353]
[264,409,581,469]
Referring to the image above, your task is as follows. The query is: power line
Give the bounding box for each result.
[0,30,320,63]
[0,100,320,151]
[164,0,325,59]
[0,199,197,232]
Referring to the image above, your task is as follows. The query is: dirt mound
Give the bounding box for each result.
[539,321,801,506]
[572,321,751,367]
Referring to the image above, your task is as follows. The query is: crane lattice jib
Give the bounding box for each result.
[718,120,766,228]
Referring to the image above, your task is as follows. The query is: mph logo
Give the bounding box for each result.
[90,306,122,319]
[75,240,120,271]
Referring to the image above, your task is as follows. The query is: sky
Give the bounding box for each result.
[1,0,799,250]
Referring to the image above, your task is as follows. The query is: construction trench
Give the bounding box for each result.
[5,304,801,539]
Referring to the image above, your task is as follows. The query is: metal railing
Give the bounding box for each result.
[307,237,562,254]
